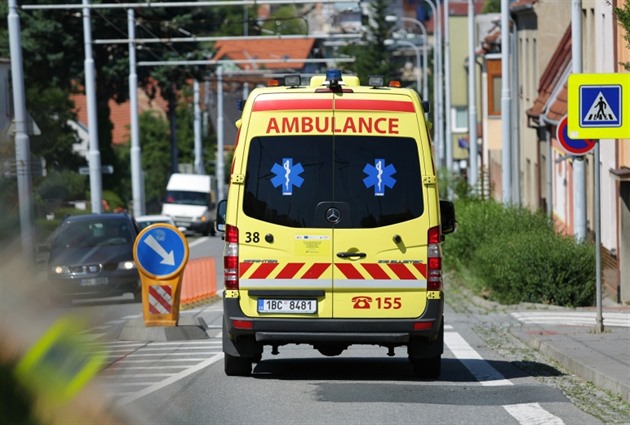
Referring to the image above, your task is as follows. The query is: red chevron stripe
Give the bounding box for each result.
[362,263,390,279]
[276,263,305,279]
[302,263,331,279]
[387,263,416,280]
[413,263,427,278]
[336,263,363,279]
[250,263,279,279]
[239,262,254,277]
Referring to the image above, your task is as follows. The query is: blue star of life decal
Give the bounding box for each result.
[363,159,396,196]
[270,158,304,196]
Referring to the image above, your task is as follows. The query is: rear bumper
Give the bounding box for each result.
[223,295,444,347]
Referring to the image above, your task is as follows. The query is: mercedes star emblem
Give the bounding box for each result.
[325,207,341,224]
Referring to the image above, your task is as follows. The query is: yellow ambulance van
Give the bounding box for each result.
[217,70,456,378]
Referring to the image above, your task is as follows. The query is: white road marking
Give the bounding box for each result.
[99,346,220,354]
[136,341,221,346]
[110,358,213,363]
[503,403,565,425]
[116,353,224,406]
[103,366,192,370]
[187,237,209,247]
[444,331,513,386]
[106,351,218,358]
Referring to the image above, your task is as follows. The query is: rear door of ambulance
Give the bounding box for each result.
[330,93,433,319]
[233,91,336,318]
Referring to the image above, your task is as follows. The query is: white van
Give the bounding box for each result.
[161,173,217,236]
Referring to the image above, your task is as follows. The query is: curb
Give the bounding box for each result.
[517,331,630,404]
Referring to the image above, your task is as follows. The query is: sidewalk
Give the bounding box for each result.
[506,304,630,404]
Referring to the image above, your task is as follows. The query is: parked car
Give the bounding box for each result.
[135,214,176,230]
[45,213,142,302]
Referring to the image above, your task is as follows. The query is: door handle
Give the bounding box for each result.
[336,252,367,259]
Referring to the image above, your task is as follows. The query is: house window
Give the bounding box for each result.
[452,107,468,132]
[490,77,502,115]
[486,58,501,116]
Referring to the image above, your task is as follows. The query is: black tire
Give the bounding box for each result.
[224,353,252,376]
[411,355,441,380]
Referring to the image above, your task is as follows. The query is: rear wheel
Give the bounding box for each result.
[224,353,253,376]
[411,355,441,380]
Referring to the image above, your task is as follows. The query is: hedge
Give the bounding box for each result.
[443,198,596,307]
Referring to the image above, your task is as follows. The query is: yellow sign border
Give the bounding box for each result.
[567,73,630,140]
[133,223,190,279]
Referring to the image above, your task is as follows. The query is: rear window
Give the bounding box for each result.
[243,135,423,228]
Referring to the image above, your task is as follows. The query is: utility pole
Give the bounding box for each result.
[194,80,204,175]
[421,0,443,167]
[216,66,225,202]
[501,0,512,205]
[444,0,453,186]
[128,9,143,216]
[467,0,478,190]
[82,0,103,214]
[572,0,586,242]
[7,0,34,259]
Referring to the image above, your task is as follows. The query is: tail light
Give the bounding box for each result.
[224,224,239,290]
[427,226,442,291]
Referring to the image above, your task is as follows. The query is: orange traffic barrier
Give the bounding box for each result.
[180,257,217,308]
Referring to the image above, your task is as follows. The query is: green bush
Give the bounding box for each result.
[444,198,596,307]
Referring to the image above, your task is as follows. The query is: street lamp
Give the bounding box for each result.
[384,33,428,107]
[384,39,426,103]
[386,14,436,149]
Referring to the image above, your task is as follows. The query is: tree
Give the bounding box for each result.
[260,5,308,35]
[116,111,172,213]
[615,1,630,71]
[340,0,398,84]
[482,0,501,14]
[0,1,222,203]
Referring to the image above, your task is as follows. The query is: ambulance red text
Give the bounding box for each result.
[265,116,400,135]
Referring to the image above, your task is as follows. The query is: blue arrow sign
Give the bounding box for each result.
[135,225,188,278]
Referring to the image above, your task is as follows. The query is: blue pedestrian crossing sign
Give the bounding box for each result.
[568,73,630,139]
[580,86,621,127]
[134,224,189,279]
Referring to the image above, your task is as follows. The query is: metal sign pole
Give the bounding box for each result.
[7,0,34,259]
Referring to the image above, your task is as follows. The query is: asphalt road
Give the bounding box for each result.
[4,235,626,424]
[93,299,603,425]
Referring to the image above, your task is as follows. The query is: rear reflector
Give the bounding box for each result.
[413,321,433,331]
[233,320,253,330]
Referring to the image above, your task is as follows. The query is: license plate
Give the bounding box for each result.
[80,277,108,287]
[175,221,189,227]
[257,299,317,314]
